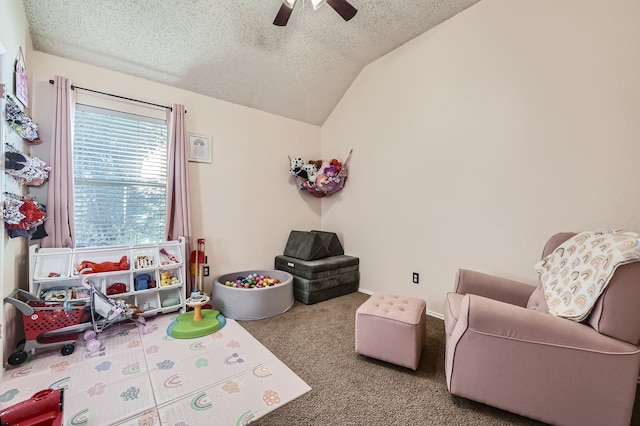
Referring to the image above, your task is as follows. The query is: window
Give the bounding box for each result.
[73,104,168,247]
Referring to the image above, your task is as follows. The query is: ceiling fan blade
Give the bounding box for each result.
[273,2,294,26]
[326,0,357,21]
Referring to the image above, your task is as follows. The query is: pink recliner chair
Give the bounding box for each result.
[445,232,640,426]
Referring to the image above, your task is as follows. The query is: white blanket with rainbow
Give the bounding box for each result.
[534,230,640,321]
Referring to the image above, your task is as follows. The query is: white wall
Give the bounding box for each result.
[27,52,322,295]
[0,0,32,366]
[321,0,640,316]
[6,0,640,337]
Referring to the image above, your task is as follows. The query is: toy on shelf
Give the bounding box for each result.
[40,287,71,301]
[77,255,129,274]
[160,248,179,264]
[134,273,156,291]
[135,255,154,269]
[39,286,90,301]
[160,271,180,287]
[106,282,127,295]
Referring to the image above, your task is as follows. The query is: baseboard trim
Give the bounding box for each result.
[357,289,444,320]
[428,310,444,320]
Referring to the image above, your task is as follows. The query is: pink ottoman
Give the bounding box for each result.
[355,293,426,370]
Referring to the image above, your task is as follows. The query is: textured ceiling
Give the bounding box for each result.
[23,0,481,125]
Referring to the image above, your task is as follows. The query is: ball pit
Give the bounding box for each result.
[212,270,293,320]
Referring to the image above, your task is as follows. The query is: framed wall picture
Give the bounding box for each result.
[188,133,212,163]
[14,47,28,107]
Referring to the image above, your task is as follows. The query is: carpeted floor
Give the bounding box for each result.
[239,291,640,426]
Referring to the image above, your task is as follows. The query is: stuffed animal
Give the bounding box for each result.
[302,164,318,183]
[330,158,342,173]
[160,271,173,287]
[308,160,323,169]
[289,156,305,176]
[78,255,129,274]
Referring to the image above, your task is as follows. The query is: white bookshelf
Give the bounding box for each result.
[29,237,186,317]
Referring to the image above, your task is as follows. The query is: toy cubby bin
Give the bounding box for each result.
[132,246,158,270]
[32,248,73,279]
[29,238,186,318]
[33,278,86,301]
[159,264,182,286]
[103,272,131,296]
[135,292,160,313]
[158,242,183,266]
[133,270,159,291]
[73,246,130,273]
[159,287,183,312]
[120,294,137,307]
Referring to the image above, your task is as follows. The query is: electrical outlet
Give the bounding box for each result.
[203,265,210,277]
[412,272,419,284]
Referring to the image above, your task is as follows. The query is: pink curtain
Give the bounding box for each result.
[166,104,192,265]
[41,76,76,248]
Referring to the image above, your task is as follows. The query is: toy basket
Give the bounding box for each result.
[4,289,89,366]
[22,301,86,341]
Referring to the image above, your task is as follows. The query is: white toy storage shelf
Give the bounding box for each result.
[29,237,186,317]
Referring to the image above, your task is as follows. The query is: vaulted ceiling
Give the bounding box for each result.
[23,0,481,125]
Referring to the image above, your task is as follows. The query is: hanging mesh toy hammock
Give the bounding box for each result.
[288,150,353,198]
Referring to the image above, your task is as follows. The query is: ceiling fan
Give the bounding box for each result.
[273,0,358,26]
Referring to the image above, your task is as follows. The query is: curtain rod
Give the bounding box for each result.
[48,79,175,111]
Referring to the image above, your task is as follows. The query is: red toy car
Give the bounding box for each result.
[0,388,64,426]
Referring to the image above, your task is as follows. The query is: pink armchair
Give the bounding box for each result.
[445,233,640,426]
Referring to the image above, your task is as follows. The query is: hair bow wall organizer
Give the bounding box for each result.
[2,192,47,239]
[4,143,51,186]
[4,95,41,143]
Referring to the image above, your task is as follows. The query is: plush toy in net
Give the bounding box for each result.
[288,150,352,198]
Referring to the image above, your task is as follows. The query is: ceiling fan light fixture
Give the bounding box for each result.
[274,0,357,26]
[311,0,327,10]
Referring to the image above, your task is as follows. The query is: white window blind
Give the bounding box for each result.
[73,104,168,247]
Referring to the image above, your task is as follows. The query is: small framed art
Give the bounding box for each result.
[188,133,212,163]
[15,47,28,107]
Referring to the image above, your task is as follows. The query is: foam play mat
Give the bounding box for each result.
[1,313,310,424]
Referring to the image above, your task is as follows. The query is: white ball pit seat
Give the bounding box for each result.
[212,270,294,320]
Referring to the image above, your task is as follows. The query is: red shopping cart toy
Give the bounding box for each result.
[4,289,88,366]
